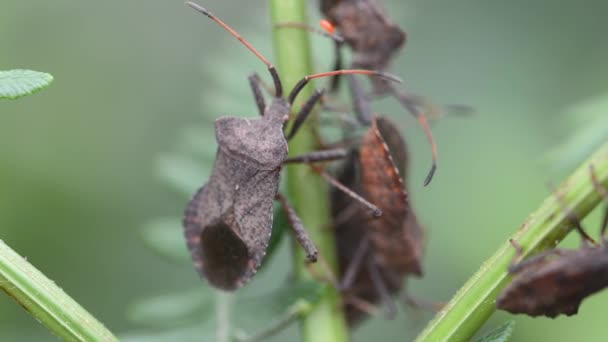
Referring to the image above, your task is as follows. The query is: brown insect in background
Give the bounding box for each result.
[183,2,397,291]
[331,116,425,325]
[319,0,439,186]
[496,166,608,317]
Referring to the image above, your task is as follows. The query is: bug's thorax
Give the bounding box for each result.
[215,104,288,170]
[264,97,291,126]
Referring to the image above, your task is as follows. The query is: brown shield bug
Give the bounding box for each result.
[496,166,608,317]
[331,116,426,325]
[182,2,401,291]
[318,0,440,186]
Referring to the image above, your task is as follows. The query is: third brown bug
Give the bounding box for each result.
[496,166,608,318]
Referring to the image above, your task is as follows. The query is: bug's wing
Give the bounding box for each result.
[183,184,210,278]
[376,116,408,179]
[182,151,261,291]
[233,168,281,273]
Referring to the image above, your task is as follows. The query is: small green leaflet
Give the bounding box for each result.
[0,69,53,99]
[141,217,190,264]
[474,321,515,342]
[126,288,213,328]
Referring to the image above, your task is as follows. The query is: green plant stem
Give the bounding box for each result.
[215,290,232,342]
[415,141,608,342]
[0,240,117,341]
[268,1,348,342]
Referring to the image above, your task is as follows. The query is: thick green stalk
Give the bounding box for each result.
[267,1,348,342]
[415,141,608,342]
[0,240,118,341]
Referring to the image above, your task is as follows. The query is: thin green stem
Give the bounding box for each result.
[415,141,608,342]
[0,240,118,341]
[215,290,232,342]
[268,1,348,342]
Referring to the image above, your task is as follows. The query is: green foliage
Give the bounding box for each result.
[474,321,515,342]
[0,240,118,341]
[0,65,116,340]
[546,94,608,170]
[122,280,325,341]
[415,142,608,341]
[0,69,53,99]
[127,289,213,328]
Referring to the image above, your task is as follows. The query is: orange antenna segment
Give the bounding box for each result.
[319,19,336,34]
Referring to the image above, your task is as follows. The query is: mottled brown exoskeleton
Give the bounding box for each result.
[496,166,608,317]
[183,2,399,291]
[331,116,425,325]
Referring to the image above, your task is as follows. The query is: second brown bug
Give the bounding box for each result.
[496,166,608,318]
[331,116,426,325]
[319,0,439,186]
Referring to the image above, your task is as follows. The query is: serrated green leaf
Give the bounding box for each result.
[121,325,214,342]
[0,69,53,99]
[233,281,325,341]
[236,280,326,326]
[126,289,213,328]
[141,217,190,264]
[474,321,515,342]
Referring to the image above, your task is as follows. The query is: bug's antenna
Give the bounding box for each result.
[288,69,402,105]
[275,21,344,43]
[390,87,437,186]
[186,1,283,97]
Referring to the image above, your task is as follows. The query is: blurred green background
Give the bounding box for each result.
[1,0,608,341]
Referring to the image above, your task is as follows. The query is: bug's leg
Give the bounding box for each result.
[402,293,444,312]
[552,184,596,246]
[283,148,347,164]
[507,239,567,273]
[326,203,360,231]
[590,164,608,242]
[275,192,318,262]
[248,73,266,116]
[347,74,373,125]
[366,259,397,319]
[317,96,361,139]
[284,150,382,217]
[343,296,382,317]
[506,239,527,272]
[329,41,344,92]
[313,165,382,218]
[305,253,340,289]
[339,237,371,290]
[286,89,325,140]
